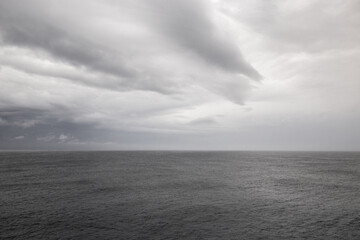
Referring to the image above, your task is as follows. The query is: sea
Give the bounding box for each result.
[1,151,359,239]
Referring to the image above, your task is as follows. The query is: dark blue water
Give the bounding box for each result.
[1,151,360,239]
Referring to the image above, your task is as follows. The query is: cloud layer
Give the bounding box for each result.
[0,0,359,150]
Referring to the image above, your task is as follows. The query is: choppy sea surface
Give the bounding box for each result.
[1,151,360,239]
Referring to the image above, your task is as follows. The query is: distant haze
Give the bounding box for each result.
[0,0,359,151]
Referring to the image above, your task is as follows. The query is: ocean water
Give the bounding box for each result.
[0,151,359,239]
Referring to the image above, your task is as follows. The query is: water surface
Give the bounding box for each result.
[1,151,359,239]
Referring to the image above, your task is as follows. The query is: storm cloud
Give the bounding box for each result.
[147,0,261,79]
[0,0,359,150]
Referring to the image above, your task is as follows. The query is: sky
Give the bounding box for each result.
[0,0,359,151]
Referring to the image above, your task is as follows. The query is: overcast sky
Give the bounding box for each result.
[0,0,359,151]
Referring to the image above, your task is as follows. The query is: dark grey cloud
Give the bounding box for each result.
[0,120,100,150]
[0,2,135,78]
[148,0,261,80]
[0,108,46,128]
[0,1,181,95]
[2,116,359,151]
[0,0,261,98]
